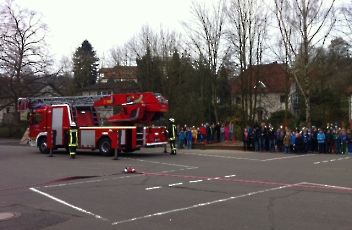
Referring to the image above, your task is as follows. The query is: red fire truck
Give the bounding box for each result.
[18,92,169,155]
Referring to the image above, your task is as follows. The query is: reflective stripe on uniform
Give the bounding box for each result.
[69,129,78,147]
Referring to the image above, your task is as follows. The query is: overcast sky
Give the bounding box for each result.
[4,0,198,64]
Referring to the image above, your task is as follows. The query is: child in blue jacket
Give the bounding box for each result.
[178,130,185,149]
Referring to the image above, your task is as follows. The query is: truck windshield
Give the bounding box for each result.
[31,113,43,125]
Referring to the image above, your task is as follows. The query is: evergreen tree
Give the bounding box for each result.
[72,40,99,90]
[136,46,163,92]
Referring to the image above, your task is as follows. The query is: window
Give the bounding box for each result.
[32,113,43,124]
[280,95,285,103]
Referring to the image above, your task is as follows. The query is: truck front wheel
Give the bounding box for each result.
[98,138,113,156]
[38,138,50,154]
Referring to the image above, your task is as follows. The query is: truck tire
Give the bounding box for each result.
[98,138,113,156]
[38,138,50,154]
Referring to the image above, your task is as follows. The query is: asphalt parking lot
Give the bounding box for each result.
[1,139,352,230]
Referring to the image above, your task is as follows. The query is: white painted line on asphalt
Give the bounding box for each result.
[300,182,352,190]
[146,186,161,190]
[314,157,350,165]
[262,154,315,161]
[123,158,194,168]
[184,152,315,162]
[30,187,109,221]
[189,180,203,183]
[169,183,183,187]
[111,183,295,225]
[225,175,236,178]
[183,153,262,161]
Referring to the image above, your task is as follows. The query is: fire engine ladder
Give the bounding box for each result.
[91,106,99,126]
[27,95,109,109]
[27,95,109,125]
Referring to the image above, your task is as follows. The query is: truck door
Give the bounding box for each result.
[30,111,44,138]
[52,108,63,145]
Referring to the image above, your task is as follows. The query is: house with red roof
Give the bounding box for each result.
[232,62,299,121]
[98,66,137,83]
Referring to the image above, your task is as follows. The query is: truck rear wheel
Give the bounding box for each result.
[38,138,50,154]
[98,138,113,156]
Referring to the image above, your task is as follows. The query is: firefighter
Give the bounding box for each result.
[69,122,78,159]
[168,118,177,155]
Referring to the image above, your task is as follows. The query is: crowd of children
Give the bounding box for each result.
[243,122,352,154]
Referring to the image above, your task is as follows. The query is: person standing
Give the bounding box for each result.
[206,123,211,144]
[283,131,292,154]
[325,129,333,153]
[192,126,197,143]
[291,131,296,153]
[267,124,276,152]
[258,122,267,152]
[229,122,234,141]
[317,129,326,154]
[252,128,259,152]
[341,130,347,154]
[294,133,304,154]
[303,130,309,153]
[215,122,221,143]
[69,122,78,159]
[200,124,206,143]
[186,127,193,149]
[242,128,251,151]
[276,129,284,152]
[225,123,229,142]
[333,129,341,154]
[346,129,352,154]
[178,130,185,149]
[168,118,177,155]
[311,127,318,152]
[176,124,181,149]
[220,123,225,142]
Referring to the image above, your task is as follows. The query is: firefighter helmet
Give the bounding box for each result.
[169,118,175,122]
[70,122,76,127]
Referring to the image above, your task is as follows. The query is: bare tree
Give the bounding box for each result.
[56,55,76,95]
[0,0,52,122]
[336,0,352,43]
[107,45,133,67]
[225,0,270,126]
[181,0,227,123]
[273,0,336,125]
